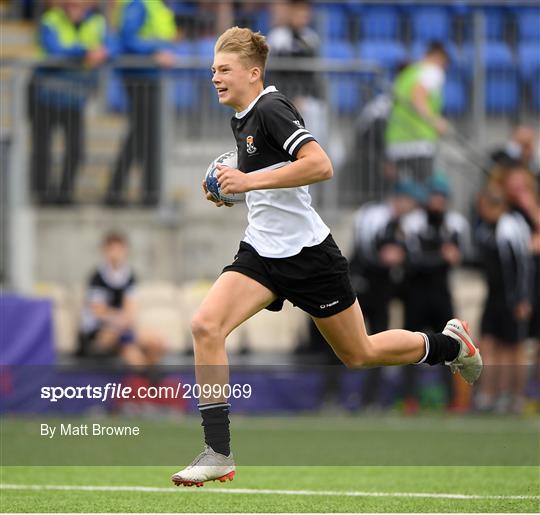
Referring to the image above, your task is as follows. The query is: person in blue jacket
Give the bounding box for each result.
[30,0,115,205]
[106,0,177,207]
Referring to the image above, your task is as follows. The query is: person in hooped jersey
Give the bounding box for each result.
[348,180,423,410]
[474,185,533,414]
[171,27,482,487]
[400,175,471,413]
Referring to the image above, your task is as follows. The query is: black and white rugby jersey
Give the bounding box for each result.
[80,263,136,334]
[230,85,329,258]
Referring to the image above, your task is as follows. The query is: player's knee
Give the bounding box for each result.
[190,311,222,343]
[342,355,367,369]
[144,335,166,354]
[341,347,376,369]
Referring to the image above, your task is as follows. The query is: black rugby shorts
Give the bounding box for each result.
[222,234,356,318]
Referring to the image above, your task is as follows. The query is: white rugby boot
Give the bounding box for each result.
[443,319,483,385]
[171,445,235,487]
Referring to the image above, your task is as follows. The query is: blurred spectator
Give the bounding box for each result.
[342,92,393,199]
[79,232,165,366]
[349,180,422,409]
[266,0,327,147]
[385,41,450,186]
[29,0,114,205]
[475,180,534,414]
[106,0,177,207]
[491,126,539,178]
[501,165,540,352]
[400,174,470,413]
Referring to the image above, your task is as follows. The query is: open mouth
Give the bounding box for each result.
[216,88,228,96]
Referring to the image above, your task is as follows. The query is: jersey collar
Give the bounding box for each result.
[235,85,277,119]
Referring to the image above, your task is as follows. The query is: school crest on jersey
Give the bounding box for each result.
[246,135,257,155]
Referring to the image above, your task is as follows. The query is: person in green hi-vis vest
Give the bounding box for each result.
[106,0,177,207]
[30,0,115,205]
[385,41,450,187]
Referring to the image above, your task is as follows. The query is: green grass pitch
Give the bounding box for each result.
[2,465,539,512]
[1,414,539,512]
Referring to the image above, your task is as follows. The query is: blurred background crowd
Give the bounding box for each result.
[1,0,539,417]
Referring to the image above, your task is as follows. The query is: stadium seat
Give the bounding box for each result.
[359,6,400,41]
[316,5,349,41]
[253,9,271,35]
[460,7,510,43]
[531,73,540,113]
[483,8,506,41]
[195,37,216,61]
[345,0,364,15]
[134,282,179,308]
[518,42,540,82]
[461,41,514,76]
[321,40,355,60]
[170,1,198,16]
[358,41,407,73]
[321,41,359,114]
[455,42,514,87]
[136,306,185,352]
[516,8,540,41]
[410,6,452,42]
[484,42,514,71]
[485,71,519,114]
[443,73,468,115]
[243,302,305,353]
[449,1,470,16]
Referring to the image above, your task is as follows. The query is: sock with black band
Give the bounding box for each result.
[199,402,231,456]
[416,332,460,366]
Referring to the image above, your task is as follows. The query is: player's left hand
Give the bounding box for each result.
[216,164,251,195]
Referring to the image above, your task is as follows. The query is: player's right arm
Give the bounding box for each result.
[246,141,332,190]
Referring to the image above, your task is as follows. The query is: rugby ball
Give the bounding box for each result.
[205,149,245,204]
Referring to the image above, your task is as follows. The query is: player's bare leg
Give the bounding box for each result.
[120,345,148,367]
[313,301,425,366]
[313,300,482,383]
[138,332,166,365]
[172,271,277,486]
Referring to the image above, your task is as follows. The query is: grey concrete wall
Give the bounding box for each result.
[34,204,356,287]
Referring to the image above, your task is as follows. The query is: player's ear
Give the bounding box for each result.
[249,66,262,84]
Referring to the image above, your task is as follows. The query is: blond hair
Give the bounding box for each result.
[214,27,269,75]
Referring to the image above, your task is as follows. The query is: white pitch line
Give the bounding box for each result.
[1,484,539,501]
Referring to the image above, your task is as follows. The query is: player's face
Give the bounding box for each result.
[427,194,448,212]
[63,0,89,22]
[103,242,128,268]
[212,52,261,111]
[394,195,417,216]
[505,169,532,205]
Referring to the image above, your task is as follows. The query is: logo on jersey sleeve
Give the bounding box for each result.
[246,135,257,155]
[293,120,303,128]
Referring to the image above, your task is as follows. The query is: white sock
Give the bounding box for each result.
[415,332,429,364]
